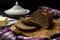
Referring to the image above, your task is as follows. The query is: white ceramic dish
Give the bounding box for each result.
[7,18,18,25]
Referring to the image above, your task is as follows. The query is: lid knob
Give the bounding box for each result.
[15,1,19,6]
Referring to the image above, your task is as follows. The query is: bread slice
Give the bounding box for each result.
[14,21,38,32]
[20,17,41,27]
[31,10,53,29]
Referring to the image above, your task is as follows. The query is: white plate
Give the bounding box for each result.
[7,18,18,25]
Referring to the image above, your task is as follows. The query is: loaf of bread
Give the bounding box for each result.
[31,10,53,29]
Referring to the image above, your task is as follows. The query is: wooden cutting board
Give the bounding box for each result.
[10,19,60,38]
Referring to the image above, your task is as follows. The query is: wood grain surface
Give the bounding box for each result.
[10,19,60,38]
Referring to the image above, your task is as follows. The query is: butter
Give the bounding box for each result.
[0,16,7,26]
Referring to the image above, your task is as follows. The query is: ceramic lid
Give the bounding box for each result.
[4,1,30,15]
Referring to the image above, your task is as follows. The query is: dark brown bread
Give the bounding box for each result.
[31,10,53,29]
[20,17,41,27]
[14,21,38,32]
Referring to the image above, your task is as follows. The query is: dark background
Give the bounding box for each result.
[0,0,60,12]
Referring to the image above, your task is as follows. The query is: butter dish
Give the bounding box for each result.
[0,17,18,27]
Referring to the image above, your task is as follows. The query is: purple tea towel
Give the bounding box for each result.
[39,6,60,16]
[0,27,17,40]
[17,36,45,40]
[56,37,60,40]
[0,27,45,40]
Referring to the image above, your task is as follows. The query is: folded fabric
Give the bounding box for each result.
[17,36,45,40]
[0,27,17,40]
[39,6,60,17]
[0,27,45,40]
[56,37,60,40]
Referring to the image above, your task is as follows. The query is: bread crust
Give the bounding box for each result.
[14,22,38,32]
[20,17,41,27]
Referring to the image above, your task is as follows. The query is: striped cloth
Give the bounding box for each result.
[39,6,60,17]
[0,27,45,40]
[0,27,16,40]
